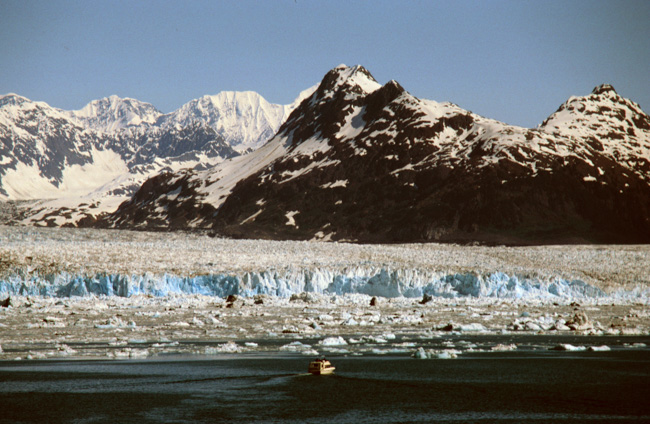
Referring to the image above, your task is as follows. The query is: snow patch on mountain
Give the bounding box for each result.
[199,131,292,209]
[1,149,127,200]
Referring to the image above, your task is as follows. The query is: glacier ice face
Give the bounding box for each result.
[1,266,645,301]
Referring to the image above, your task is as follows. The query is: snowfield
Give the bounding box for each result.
[0,226,648,360]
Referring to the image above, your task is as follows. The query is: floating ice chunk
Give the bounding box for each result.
[302,349,320,356]
[435,350,460,359]
[128,349,149,358]
[152,342,179,348]
[318,336,347,346]
[166,321,191,327]
[413,347,428,359]
[94,316,135,329]
[551,344,587,351]
[280,341,312,352]
[343,317,359,326]
[491,344,517,351]
[26,352,47,360]
[551,320,571,331]
[360,335,388,344]
[206,341,242,354]
[457,340,478,349]
[244,342,259,348]
[524,322,542,331]
[322,347,349,354]
[109,348,150,359]
[55,344,77,356]
[458,323,487,332]
[412,347,460,359]
[588,345,610,351]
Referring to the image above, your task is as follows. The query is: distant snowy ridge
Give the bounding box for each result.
[0,85,315,225]
[1,267,647,301]
[67,95,163,132]
[157,86,318,153]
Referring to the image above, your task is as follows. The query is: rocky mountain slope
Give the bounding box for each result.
[100,65,650,245]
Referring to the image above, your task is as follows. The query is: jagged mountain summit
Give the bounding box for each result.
[67,95,163,132]
[540,84,650,182]
[99,64,650,244]
[158,90,298,154]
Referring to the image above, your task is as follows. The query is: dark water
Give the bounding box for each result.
[1,349,650,423]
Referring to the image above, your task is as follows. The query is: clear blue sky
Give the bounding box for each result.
[2,0,648,127]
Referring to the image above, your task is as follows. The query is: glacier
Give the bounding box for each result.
[1,267,646,301]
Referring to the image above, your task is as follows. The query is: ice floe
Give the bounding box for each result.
[413,347,460,359]
[318,336,348,346]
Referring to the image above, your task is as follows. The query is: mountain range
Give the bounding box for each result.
[0,86,314,225]
[2,64,649,244]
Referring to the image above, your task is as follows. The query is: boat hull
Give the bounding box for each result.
[310,367,335,375]
[308,359,335,375]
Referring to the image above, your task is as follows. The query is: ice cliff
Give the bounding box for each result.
[1,267,646,301]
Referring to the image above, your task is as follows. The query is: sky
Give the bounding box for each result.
[1,0,648,128]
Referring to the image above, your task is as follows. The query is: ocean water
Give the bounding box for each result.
[1,347,649,423]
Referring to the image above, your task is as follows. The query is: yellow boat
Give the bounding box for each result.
[308,358,335,375]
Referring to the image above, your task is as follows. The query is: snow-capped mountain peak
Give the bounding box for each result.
[156,90,302,153]
[69,95,162,132]
[1,93,30,107]
[591,84,617,96]
[540,84,650,183]
[0,93,81,134]
[317,64,382,99]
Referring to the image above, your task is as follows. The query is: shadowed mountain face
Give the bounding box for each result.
[100,65,650,244]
